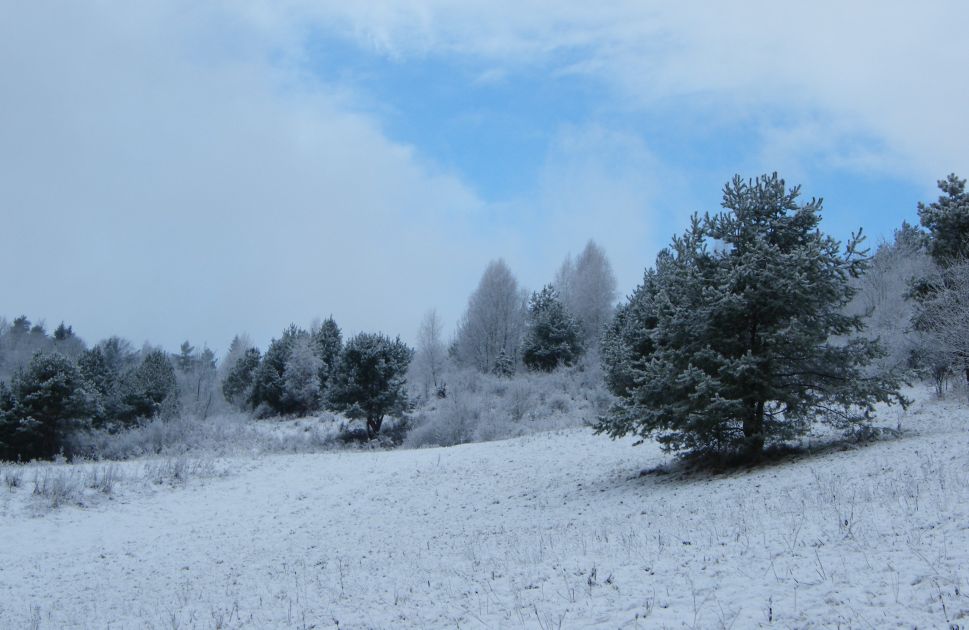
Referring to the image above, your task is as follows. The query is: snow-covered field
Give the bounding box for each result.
[1,387,968,629]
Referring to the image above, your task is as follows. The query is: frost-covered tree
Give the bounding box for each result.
[222,347,261,409]
[911,260,969,399]
[555,240,617,351]
[173,343,219,419]
[0,352,96,461]
[413,309,447,400]
[51,322,85,360]
[312,317,342,394]
[918,173,969,266]
[174,341,196,373]
[282,335,323,416]
[491,349,514,377]
[121,349,178,423]
[453,259,527,373]
[847,222,933,375]
[249,325,304,416]
[0,315,42,375]
[327,333,413,439]
[522,285,583,372]
[598,173,905,457]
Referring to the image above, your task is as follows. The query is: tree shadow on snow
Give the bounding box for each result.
[635,425,906,484]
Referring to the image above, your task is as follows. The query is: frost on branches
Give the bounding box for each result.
[598,173,905,457]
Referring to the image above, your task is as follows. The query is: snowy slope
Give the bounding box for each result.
[1,388,968,628]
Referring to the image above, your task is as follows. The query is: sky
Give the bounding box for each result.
[2,1,967,355]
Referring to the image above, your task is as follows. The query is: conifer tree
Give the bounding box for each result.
[222,347,261,409]
[327,333,412,439]
[918,173,969,266]
[249,325,305,416]
[491,349,514,377]
[122,349,178,423]
[312,317,342,394]
[599,173,904,457]
[0,352,96,460]
[522,285,583,371]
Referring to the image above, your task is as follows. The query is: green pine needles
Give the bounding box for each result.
[598,173,905,457]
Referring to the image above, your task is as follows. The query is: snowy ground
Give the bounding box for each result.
[1,387,968,628]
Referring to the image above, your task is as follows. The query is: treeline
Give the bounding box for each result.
[0,314,413,460]
[4,172,966,463]
[221,321,411,439]
[0,324,191,461]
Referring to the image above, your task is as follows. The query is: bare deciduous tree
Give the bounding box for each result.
[912,259,969,400]
[555,240,617,352]
[453,259,527,373]
[414,309,447,399]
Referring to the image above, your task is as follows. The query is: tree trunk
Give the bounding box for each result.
[366,415,384,440]
[743,399,765,457]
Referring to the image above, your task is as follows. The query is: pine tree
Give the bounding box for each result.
[598,173,905,457]
[911,174,969,396]
[249,325,304,416]
[918,173,969,266]
[522,285,583,371]
[327,333,412,439]
[122,349,178,423]
[312,317,342,394]
[0,352,96,461]
[175,341,197,373]
[222,347,261,409]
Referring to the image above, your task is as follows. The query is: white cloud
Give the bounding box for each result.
[4,1,964,353]
[0,2,487,351]
[309,1,969,182]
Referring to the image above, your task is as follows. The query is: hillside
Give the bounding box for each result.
[1,387,967,628]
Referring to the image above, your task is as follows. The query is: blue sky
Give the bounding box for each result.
[1,2,966,353]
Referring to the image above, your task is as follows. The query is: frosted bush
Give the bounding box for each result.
[406,364,613,448]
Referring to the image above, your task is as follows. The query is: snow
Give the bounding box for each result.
[1,387,968,628]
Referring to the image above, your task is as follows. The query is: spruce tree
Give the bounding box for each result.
[522,285,583,371]
[598,173,904,457]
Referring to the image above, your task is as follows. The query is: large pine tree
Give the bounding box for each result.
[598,173,904,456]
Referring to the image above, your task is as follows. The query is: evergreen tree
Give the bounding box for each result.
[78,346,116,427]
[598,173,905,457]
[312,317,342,394]
[918,173,969,266]
[249,325,304,416]
[491,349,514,377]
[522,285,583,371]
[222,347,261,409]
[327,333,413,439]
[911,174,969,396]
[121,349,178,423]
[0,352,95,461]
[51,321,85,360]
[174,341,197,373]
